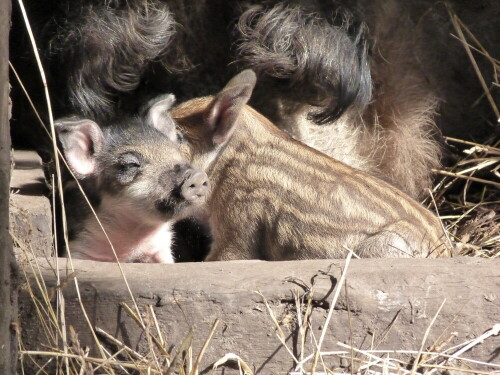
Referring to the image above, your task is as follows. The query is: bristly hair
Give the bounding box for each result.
[235,4,372,124]
[50,1,175,120]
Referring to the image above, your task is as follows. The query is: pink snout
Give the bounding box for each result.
[181,170,209,201]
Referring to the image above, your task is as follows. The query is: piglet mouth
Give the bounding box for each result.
[155,191,207,218]
[154,170,209,217]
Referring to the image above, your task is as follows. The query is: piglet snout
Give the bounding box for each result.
[181,169,209,201]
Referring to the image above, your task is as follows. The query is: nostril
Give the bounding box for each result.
[181,170,209,201]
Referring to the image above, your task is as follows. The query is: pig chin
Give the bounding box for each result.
[154,195,206,220]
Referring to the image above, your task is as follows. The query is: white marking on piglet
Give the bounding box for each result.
[69,195,175,263]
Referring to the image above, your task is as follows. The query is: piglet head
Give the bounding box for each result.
[56,98,209,224]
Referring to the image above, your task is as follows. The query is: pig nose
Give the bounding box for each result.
[181,170,209,201]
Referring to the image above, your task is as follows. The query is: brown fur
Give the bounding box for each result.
[171,71,452,261]
[236,2,442,199]
[356,0,442,198]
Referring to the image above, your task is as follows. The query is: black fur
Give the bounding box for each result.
[235,5,372,124]
[49,1,175,121]
[42,1,369,125]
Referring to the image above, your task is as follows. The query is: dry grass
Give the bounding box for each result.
[8,1,500,375]
[423,6,500,259]
[429,134,500,258]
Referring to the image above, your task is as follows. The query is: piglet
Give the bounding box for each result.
[56,95,209,262]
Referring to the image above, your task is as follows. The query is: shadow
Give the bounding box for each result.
[310,263,342,309]
[488,345,500,363]
[14,158,41,170]
[284,264,339,310]
[255,331,296,374]
[292,321,300,363]
[12,178,48,196]
[115,304,133,350]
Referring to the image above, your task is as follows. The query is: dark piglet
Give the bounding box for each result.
[56,96,209,262]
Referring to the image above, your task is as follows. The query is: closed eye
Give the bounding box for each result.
[120,161,140,171]
[116,152,143,184]
[118,152,142,170]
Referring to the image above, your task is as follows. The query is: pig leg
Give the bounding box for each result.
[354,221,441,258]
[205,232,257,261]
[205,245,246,261]
[204,219,263,261]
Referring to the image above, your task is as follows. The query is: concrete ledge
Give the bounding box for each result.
[19,257,500,373]
[9,150,52,257]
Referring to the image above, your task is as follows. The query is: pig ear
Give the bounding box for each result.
[146,94,178,143]
[206,70,257,145]
[55,118,104,177]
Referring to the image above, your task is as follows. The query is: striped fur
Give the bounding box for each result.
[171,70,451,260]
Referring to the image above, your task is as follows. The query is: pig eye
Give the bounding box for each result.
[116,152,142,184]
[118,152,142,171]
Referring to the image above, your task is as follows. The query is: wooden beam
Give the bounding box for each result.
[0,0,17,374]
[19,257,500,374]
